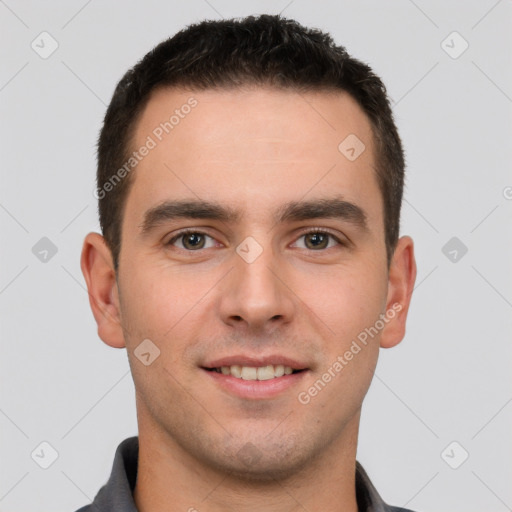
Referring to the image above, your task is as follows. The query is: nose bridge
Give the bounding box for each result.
[219,234,293,328]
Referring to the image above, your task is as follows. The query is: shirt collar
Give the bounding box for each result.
[80,436,409,512]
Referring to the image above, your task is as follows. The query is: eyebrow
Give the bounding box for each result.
[138,196,368,236]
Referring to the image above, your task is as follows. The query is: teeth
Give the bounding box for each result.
[274,365,285,377]
[230,365,242,378]
[241,367,258,380]
[216,365,298,380]
[257,365,275,380]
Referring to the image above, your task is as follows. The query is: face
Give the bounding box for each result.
[83,86,415,481]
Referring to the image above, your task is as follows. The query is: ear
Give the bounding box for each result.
[380,235,417,349]
[80,232,126,348]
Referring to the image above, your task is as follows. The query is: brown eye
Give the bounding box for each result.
[304,232,330,250]
[167,230,215,250]
[293,229,343,251]
[181,232,206,250]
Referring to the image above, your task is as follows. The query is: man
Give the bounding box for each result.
[79,13,417,512]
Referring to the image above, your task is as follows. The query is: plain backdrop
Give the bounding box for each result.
[1,1,511,511]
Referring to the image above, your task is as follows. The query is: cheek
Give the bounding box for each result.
[120,259,201,332]
[305,264,388,343]
[303,279,383,416]
[119,261,214,375]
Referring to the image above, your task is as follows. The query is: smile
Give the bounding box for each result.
[206,364,303,380]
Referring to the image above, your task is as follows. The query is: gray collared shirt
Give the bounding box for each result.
[74,437,417,512]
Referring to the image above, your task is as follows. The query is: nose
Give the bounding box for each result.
[217,241,295,332]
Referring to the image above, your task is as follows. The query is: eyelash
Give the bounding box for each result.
[165,227,346,251]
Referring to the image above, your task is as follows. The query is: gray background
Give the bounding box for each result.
[1,1,511,511]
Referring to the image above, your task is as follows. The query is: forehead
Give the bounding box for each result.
[124,86,380,230]
[135,85,374,155]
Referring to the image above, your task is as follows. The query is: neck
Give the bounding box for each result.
[133,410,361,512]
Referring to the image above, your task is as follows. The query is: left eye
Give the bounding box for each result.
[166,229,342,251]
[292,229,342,250]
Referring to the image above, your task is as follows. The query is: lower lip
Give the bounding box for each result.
[203,369,308,400]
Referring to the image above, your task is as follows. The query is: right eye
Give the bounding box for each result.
[166,229,220,251]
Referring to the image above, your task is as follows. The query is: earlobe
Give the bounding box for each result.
[80,232,126,349]
[380,236,417,349]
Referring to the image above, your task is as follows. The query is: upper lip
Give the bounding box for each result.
[203,355,309,370]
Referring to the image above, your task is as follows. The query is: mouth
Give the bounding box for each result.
[203,364,305,380]
[201,356,309,399]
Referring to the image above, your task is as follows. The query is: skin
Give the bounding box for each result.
[81,86,416,512]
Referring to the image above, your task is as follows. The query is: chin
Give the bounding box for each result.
[199,436,313,483]
[214,456,307,483]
